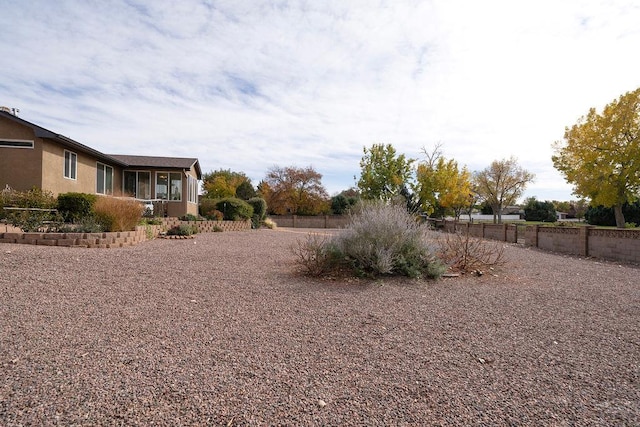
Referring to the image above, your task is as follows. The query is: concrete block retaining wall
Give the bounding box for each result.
[0,218,252,248]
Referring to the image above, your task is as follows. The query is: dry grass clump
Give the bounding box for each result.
[93,196,144,232]
[437,230,506,274]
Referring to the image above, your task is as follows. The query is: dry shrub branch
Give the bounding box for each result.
[438,230,506,273]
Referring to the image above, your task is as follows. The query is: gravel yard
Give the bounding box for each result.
[1,228,638,426]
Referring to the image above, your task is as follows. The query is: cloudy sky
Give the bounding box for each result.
[2,0,639,201]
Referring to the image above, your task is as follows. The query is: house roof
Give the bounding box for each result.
[109,155,202,179]
[1,110,202,179]
[0,110,128,167]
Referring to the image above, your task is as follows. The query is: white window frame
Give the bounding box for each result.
[64,150,77,180]
[96,162,114,195]
[0,139,34,149]
[187,175,198,203]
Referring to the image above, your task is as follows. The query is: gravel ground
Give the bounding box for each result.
[1,228,638,426]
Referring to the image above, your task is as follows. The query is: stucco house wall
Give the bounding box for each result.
[1,110,201,218]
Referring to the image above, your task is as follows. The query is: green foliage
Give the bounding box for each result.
[247,197,267,219]
[180,213,198,221]
[292,201,445,279]
[236,180,257,200]
[358,143,415,201]
[330,194,350,215]
[1,187,61,231]
[523,197,557,222]
[216,197,254,221]
[166,224,197,236]
[247,197,267,228]
[584,201,640,226]
[93,197,144,232]
[58,217,103,233]
[57,192,98,223]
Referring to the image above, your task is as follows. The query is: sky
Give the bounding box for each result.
[2,0,639,202]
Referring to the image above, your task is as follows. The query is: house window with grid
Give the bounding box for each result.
[64,150,77,180]
[96,163,113,194]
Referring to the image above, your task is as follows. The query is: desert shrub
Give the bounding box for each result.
[291,233,343,276]
[166,224,197,236]
[93,197,144,232]
[213,225,223,232]
[215,197,253,221]
[2,187,61,231]
[57,192,98,223]
[199,198,223,220]
[58,216,103,233]
[292,201,445,279]
[263,217,277,229]
[437,229,506,274]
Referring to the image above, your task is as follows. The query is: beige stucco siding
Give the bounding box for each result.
[0,117,43,191]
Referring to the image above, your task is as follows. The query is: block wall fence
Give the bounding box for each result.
[0,218,251,248]
[440,220,640,264]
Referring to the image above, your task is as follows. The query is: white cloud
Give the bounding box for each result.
[1,0,639,199]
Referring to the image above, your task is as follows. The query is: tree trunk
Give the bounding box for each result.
[613,204,626,228]
[492,204,501,224]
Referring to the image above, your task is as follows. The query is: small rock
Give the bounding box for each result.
[317,399,326,408]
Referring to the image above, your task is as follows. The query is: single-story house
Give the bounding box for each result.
[0,108,201,218]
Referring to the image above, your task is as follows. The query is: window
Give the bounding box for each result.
[123,171,151,199]
[170,172,182,201]
[96,163,113,195]
[156,173,168,200]
[187,175,198,203]
[64,150,77,179]
[0,139,34,149]
[155,172,182,201]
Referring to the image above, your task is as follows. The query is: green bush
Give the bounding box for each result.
[180,213,198,221]
[57,192,98,223]
[166,224,197,236]
[1,187,61,231]
[248,197,267,228]
[93,197,143,232]
[216,197,254,221]
[292,201,445,279]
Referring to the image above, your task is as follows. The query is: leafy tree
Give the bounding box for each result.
[552,87,640,228]
[473,157,534,223]
[260,166,330,215]
[415,145,472,219]
[524,197,557,222]
[584,201,640,226]
[235,180,257,200]
[357,143,415,201]
[202,169,251,199]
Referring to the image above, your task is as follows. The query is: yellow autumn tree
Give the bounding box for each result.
[416,145,472,219]
[202,169,251,199]
[552,88,640,227]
